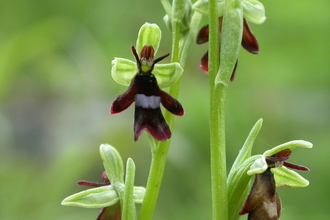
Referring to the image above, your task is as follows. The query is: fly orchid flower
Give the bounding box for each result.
[193,0,266,80]
[110,23,184,141]
[240,141,312,220]
[110,45,184,141]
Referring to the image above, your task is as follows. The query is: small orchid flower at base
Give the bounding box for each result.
[240,140,312,220]
[110,23,184,141]
[61,144,145,220]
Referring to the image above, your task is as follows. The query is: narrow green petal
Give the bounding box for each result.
[111,58,137,86]
[242,0,266,24]
[263,140,313,157]
[152,62,183,88]
[100,144,124,184]
[136,23,162,55]
[61,185,119,208]
[272,166,310,187]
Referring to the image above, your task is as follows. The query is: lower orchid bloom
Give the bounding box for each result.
[110,45,184,141]
[240,146,311,220]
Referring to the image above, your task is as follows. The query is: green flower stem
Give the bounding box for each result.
[138,9,202,220]
[208,0,228,219]
[209,0,243,219]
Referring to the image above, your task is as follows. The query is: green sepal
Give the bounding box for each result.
[100,144,124,184]
[61,185,119,208]
[111,59,183,88]
[153,62,183,88]
[122,158,136,220]
[136,23,162,55]
[111,58,136,86]
[263,140,313,157]
[241,0,266,24]
[192,0,225,16]
[272,167,310,187]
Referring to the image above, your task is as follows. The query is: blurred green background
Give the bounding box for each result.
[0,0,328,219]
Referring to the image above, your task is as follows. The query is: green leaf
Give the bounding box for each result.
[100,144,124,184]
[136,23,162,55]
[153,62,183,88]
[242,0,266,24]
[61,185,119,208]
[272,166,309,187]
[111,58,136,86]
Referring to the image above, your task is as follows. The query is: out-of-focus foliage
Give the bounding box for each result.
[0,0,329,219]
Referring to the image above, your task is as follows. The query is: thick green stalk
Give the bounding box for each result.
[209,0,243,219]
[208,0,228,219]
[138,8,202,220]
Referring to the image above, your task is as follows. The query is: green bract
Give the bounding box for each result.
[111,23,183,88]
[192,0,266,24]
